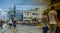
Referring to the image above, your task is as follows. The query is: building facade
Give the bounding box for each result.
[23,8,40,22]
[32,8,39,19]
[8,10,23,21]
[8,8,40,22]
[23,10,32,22]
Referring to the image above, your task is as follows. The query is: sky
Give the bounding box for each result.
[0,0,40,10]
[0,0,50,10]
[0,0,50,20]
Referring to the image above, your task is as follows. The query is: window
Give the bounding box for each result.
[24,17,32,19]
[33,13,38,15]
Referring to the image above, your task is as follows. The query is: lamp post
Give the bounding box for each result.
[14,5,16,18]
[10,0,16,18]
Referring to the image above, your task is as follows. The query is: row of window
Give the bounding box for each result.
[23,17,32,19]
[24,13,38,16]
[33,13,38,15]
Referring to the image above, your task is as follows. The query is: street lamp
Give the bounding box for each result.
[10,0,16,18]
[14,5,16,18]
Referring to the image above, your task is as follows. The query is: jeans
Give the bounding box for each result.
[43,26,48,33]
[9,23,12,30]
[50,24,57,33]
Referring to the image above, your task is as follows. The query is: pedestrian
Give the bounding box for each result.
[12,18,17,29]
[8,20,13,30]
[56,21,60,33]
[0,20,3,29]
[3,23,9,29]
[48,6,57,33]
[42,14,48,33]
[56,26,60,33]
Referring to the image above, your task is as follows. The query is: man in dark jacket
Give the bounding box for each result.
[0,20,3,29]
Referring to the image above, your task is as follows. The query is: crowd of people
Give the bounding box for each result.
[0,6,60,33]
[0,18,18,31]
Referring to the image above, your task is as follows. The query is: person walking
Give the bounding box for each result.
[0,20,3,29]
[48,6,57,33]
[12,18,17,29]
[42,14,48,33]
[8,20,13,30]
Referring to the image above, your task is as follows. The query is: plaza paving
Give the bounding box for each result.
[0,24,43,33]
